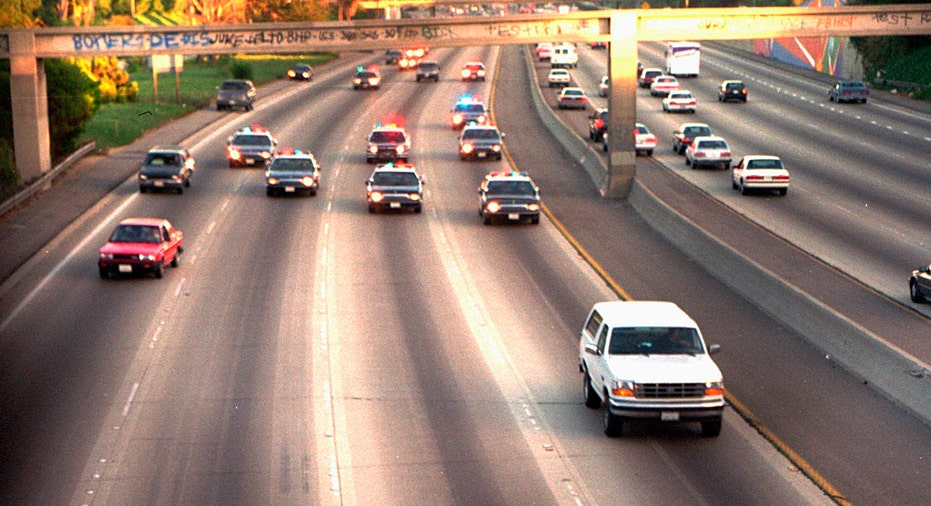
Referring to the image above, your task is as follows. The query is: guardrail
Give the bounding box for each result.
[0,141,96,218]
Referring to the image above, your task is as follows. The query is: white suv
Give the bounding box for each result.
[578,301,725,437]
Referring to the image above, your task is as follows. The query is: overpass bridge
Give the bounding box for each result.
[2,5,929,196]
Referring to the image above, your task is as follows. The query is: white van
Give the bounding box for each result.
[665,41,701,77]
[550,44,578,69]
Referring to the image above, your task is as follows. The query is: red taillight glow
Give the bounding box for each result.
[774,175,790,181]
[746,175,765,181]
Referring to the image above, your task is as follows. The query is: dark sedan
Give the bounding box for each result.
[910,265,931,303]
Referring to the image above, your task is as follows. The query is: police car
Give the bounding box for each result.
[366,124,411,164]
[226,124,277,168]
[365,163,425,213]
[265,150,321,197]
[450,96,488,129]
[478,171,541,225]
[459,124,503,161]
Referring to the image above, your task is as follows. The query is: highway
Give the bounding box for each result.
[0,42,928,505]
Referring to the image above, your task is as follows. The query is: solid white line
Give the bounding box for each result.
[0,194,136,333]
[122,382,140,417]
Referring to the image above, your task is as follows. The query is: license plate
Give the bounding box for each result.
[285,186,295,192]
[154,181,164,187]
[118,264,133,273]
[661,411,680,422]
[245,158,255,165]
[390,202,401,209]
[508,213,519,220]
[478,152,487,158]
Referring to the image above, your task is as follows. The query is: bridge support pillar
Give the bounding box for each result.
[9,31,51,184]
[603,11,638,199]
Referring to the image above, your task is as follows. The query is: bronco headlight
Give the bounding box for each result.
[609,380,635,398]
[370,191,384,202]
[486,201,500,213]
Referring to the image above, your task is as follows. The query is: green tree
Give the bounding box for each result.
[45,58,100,158]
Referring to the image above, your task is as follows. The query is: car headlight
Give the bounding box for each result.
[609,380,635,398]
[353,78,362,85]
[370,191,384,202]
[477,115,486,124]
[485,201,500,213]
[369,78,380,85]
[141,254,156,261]
[100,253,114,260]
[138,174,148,181]
[267,177,279,185]
[527,203,540,212]
[461,69,471,78]
[409,193,421,201]
[288,70,296,77]
[260,151,271,159]
[705,381,725,397]
[452,114,464,124]
[491,144,501,152]
[229,149,241,160]
[396,145,406,154]
[301,176,314,186]
[368,145,378,154]
[461,143,474,154]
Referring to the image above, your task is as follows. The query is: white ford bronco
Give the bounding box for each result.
[578,301,725,437]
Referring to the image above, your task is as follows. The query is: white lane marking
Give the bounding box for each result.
[0,194,137,333]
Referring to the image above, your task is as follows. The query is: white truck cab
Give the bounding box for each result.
[578,301,725,437]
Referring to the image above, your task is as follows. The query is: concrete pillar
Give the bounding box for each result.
[603,11,638,198]
[9,30,51,184]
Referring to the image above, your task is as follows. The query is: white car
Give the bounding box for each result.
[598,75,609,97]
[557,87,588,109]
[547,68,571,88]
[685,136,731,170]
[662,90,696,113]
[602,124,658,156]
[732,155,790,195]
[650,75,680,97]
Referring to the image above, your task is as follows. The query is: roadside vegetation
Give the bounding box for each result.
[84,53,337,149]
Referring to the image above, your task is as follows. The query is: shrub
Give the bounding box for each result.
[230,60,254,80]
[46,59,99,158]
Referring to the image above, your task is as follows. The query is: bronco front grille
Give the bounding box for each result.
[636,383,706,399]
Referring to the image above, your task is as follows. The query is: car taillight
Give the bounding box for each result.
[646,135,657,142]
[774,175,790,181]
[746,175,765,181]
[722,151,731,157]
[694,152,707,158]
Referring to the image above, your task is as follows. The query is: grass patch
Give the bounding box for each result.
[83,52,337,149]
[84,102,192,149]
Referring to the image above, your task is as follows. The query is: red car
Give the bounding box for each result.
[98,218,183,279]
